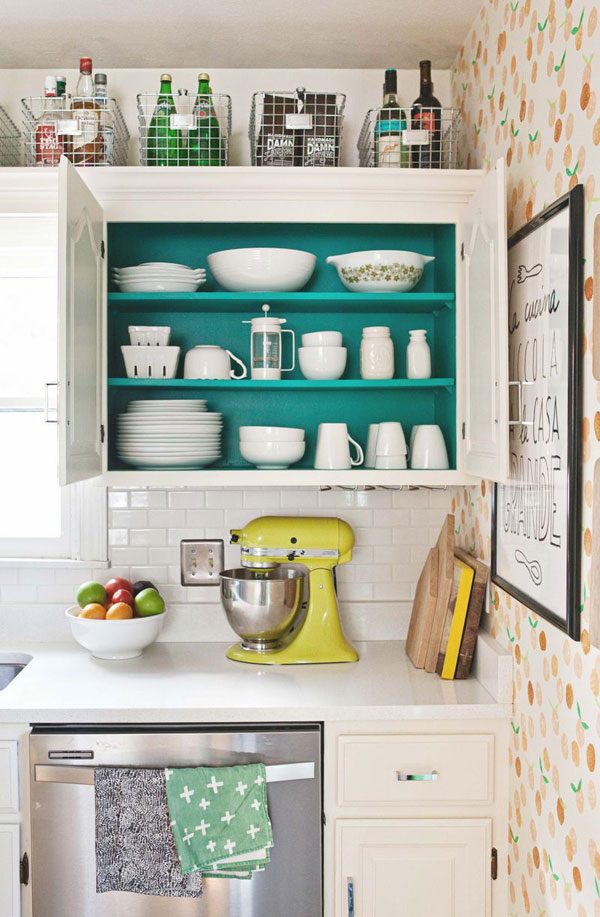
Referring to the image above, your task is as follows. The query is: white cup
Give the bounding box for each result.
[364,424,380,468]
[301,330,343,348]
[375,454,408,470]
[314,423,364,470]
[184,345,247,380]
[410,425,449,469]
[375,421,407,457]
[409,425,420,459]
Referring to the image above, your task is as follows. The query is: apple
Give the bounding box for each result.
[105,577,134,601]
[132,580,156,596]
[112,588,134,607]
[134,588,165,617]
[77,581,107,609]
[106,602,133,620]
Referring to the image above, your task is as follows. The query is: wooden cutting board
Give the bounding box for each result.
[454,548,489,679]
[591,459,600,649]
[405,546,439,669]
[424,514,455,673]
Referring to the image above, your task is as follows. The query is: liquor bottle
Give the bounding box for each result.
[411,60,442,168]
[190,73,224,166]
[375,68,408,168]
[147,73,179,166]
[71,57,102,165]
[94,73,112,165]
[35,76,64,166]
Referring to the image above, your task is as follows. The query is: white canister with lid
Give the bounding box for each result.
[360,326,394,380]
[406,329,432,379]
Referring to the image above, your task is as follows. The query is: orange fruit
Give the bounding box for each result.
[79,603,106,620]
[106,602,133,620]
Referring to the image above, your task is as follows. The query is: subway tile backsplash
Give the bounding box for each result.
[0,487,452,644]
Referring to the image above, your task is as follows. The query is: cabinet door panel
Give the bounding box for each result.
[0,824,20,917]
[58,157,104,485]
[462,158,509,482]
[338,818,491,917]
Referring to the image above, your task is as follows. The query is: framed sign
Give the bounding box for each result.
[492,186,583,639]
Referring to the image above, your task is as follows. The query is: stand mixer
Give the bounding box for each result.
[220,516,359,664]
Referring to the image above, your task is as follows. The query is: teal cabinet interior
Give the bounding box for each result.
[106,221,457,472]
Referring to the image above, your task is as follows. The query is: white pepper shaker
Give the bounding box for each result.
[406,329,431,379]
[360,326,394,379]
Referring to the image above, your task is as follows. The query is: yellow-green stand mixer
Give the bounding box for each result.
[221,516,359,665]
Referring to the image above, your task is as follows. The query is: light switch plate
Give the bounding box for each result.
[180,539,224,586]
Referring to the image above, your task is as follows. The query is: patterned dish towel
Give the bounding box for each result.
[165,764,274,879]
[94,767,203,897]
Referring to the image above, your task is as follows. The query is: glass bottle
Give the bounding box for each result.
[375,69,408,168]
[147,73,179,166]
[71,57,101,166]
[190,73,224,166]
[94,73,111,165]
[35,76,64,166]
[406,329,432,379]
[411,60,442,169]
[55,75,67,98]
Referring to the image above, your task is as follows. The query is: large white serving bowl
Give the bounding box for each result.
[239,426,305,442]
[65,606,166,660]
[239,440,305,469]
[208,248,316,292]
[326,250,435,292]
[298,346,347,380]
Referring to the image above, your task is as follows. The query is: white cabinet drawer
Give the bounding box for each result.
[0,742,19,814]
[337,734,494,807]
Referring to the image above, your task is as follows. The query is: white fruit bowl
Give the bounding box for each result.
[65,606,166,660]
[326,250,435,292]
[239,440,305,469]
[207,247,316,292]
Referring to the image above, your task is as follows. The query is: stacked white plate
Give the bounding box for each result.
[113,262,207,293]
[117,400,223,469]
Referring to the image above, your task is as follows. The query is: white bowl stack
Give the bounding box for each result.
[113,262,206,293]
[117,399,223,469]
[298,330,347,380]
[239,426,305,469]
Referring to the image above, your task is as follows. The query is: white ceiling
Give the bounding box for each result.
[0,0,480,69]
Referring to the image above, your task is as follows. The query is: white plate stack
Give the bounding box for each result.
[117,400,223,469]
[113,262,207,293]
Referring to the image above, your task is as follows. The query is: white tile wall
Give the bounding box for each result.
[0,487,452,644]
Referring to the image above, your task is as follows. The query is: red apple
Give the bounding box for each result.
[112,588,134,607]
[105,577,133,601]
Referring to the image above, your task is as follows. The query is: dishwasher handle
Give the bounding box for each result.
[34,761,315,786]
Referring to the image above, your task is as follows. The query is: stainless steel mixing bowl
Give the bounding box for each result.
[219,564,307,651]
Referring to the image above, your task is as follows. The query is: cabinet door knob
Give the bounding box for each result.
[396,769,439,781]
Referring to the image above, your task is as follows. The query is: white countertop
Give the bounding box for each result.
[0,640,511,724]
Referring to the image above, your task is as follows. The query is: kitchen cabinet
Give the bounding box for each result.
[0,726,31,917]
[0,824,21,917]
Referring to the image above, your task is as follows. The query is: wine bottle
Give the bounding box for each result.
[411,60,441,169]
[375,68,408,168]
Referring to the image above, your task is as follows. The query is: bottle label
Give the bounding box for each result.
[263,134,294,165]
[72,109,99,150]
[377,135,405,167]
[35,124,63,164]
[303,136,336,167]
[413,110,436,131]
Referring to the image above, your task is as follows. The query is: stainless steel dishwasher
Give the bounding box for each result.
[30,725,322,917]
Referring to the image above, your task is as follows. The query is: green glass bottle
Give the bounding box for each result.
[147,73,179,166]
[189,73,224,166]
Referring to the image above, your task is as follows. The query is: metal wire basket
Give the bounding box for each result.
[250,89,345,167]
[22,96,129,167]
[0,106,21,166]
[358,107,460,169]
[137,90,231,166]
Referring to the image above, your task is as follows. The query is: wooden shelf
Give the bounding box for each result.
[108,377,455,392]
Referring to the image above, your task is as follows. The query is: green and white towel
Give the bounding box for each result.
[165,764,273,879]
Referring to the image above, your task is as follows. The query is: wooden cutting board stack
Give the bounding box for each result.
[405,514,489,680]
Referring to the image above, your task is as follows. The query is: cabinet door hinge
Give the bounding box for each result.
[491,847,498,880]
[100,240,105,259]
[100,424,105,444]
[460,241,465,261]
[20,852,29,886]
[461,421,466,440]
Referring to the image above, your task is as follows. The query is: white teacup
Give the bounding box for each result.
[184,345,247,380]
[375,421,407,457]
[314,423,364,470]
[364,424,380,468]
[301,330,343,348]
[410,425,449,469]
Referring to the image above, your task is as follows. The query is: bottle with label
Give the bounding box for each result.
[375,69,408,168]
[71,57,102,165]
[35,76,64,167]
[147,73,179,166]
[55,76,67,98]
[190,73,224,166]
[94,73,111,165]
[411,60,442,168]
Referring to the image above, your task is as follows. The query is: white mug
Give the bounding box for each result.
[410,425,449,469]
[364,424,380,468]
[314,423,364,470]
[184,345,247,380]
[375,453,407,469]
[375,421,407,457]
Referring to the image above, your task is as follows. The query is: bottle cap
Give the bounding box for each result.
[44,75,57,93]
[94,72,107,85]
[198,73,210,81]
[79,57,92,73]
[384,68,398,94]
[160,73,172,82]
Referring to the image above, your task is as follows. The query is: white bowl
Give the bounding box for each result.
[207,248,316,292]
[239,440,305,469]
[326,250,435,293]
[239,426,305,442]
[65,606,166,660]
[298,346,347,380]
[128,325,171,346]
[301,331,343,348]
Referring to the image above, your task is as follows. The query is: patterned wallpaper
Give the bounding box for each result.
[452,1,600,914]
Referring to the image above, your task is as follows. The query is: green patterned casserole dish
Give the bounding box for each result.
[326,249,435,292]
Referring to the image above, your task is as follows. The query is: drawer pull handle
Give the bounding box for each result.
[347,877,354,917]
[396,770,439,782]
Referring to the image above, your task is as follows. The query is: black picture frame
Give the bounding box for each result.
[492,185,583,640]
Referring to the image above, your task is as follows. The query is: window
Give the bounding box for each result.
[0,213,106,561]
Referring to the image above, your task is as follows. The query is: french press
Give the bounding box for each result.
[243,304,296,380]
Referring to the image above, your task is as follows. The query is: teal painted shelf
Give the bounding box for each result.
[108,377,455,391]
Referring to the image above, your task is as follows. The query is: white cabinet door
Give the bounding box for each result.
[337,819,491,917]
[461,158,509,482]
[0,824,20,917]
[58,157,104,485]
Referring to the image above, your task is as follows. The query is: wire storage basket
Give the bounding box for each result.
[358,107,460,169]
[22,96,129,167]
[250,89,345,167]
[138,90,231,166]
[0,106,21,166]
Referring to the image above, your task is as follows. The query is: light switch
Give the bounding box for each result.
[180,539,224,586]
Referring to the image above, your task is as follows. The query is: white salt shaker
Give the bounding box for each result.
[360,326,394,379]
[406,329,431,379]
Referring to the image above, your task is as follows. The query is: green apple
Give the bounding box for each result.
[76,581,107,609]
[134,588,165,617]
